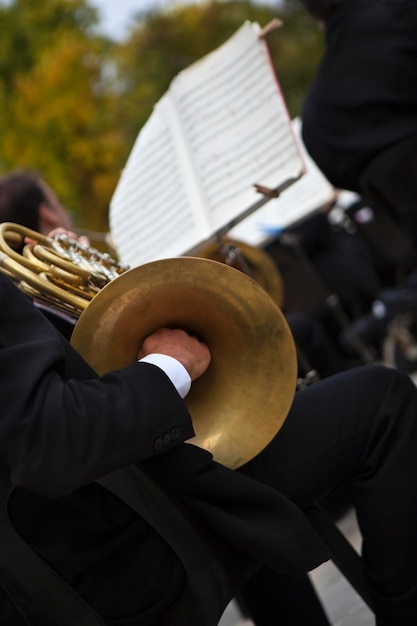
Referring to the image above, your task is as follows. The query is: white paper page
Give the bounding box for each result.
[109,95,210,267]
[229,118,335,246]
[170,21,304,234]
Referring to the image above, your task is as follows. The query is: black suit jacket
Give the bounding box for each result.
[0,274,328,625]
[301,0,417,192]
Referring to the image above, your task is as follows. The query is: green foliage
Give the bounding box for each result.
[114,0,325,147]
[0,0,98,90]
[0,0,325,234]
[0,0,124,232]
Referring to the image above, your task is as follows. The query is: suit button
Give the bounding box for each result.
[163,432,172,446]
[154,437,164,451]
[171,427,180,440]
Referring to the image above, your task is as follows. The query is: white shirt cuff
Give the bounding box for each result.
[138,353,192,399]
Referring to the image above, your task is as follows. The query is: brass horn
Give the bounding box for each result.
[0,222,297,469]
[0,222,129,317]
[193,237,285,309]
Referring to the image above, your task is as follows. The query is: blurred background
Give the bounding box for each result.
[0,0,324,235]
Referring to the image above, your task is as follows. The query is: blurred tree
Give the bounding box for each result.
[0,0,324,235]
[113,0,324,149]
[0,0,126,232]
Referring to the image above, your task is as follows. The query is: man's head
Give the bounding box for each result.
[0,169,73,234]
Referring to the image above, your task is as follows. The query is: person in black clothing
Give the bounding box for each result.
[0,169,334,624]
[2,268,417,625]
[298,0,417,358]
[300,0,417,246]
[0,170,415,625]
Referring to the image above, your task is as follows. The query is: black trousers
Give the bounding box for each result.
[239,365,417,626]
[237,568,330,625]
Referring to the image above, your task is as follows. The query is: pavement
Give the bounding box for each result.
[218,506,374,625]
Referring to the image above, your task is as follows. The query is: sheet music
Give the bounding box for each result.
[109,96,209,268]
[229,118,335,246]
[171,22,302,231]
[109,22,304,267]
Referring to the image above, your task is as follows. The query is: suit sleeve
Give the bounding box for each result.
[0,274,195,496]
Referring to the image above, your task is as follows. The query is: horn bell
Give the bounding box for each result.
[194,237,284,309]
[70,257,297,469]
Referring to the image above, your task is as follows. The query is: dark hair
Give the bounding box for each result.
[0,169,47,231]
[299,0,340,20]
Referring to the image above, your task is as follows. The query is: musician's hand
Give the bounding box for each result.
[137,328,211,381]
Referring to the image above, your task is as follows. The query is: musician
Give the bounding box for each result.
[0,166,412,626]
[0,168,350,382]
[0,169,89,339]
[0,168,75,235]
[1,246,417,625]
[300,0,417,257]
[0,168,414,624]
[0,169,333,623]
